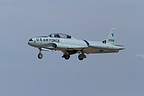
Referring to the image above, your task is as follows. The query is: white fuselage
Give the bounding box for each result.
[28,36,123,54]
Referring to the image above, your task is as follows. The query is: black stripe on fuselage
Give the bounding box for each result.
[83,40,90,47]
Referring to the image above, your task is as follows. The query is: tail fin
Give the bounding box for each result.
[106,27,116,45]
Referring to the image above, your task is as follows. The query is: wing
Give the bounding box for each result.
[42,43,87,51]
[83,47,119,54]
[41,43,119,54]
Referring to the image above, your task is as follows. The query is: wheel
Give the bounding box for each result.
[78,55,84,60]
[38,53,43,59]
[62,54,70,60]
[78,54,86,60]
[65,55,70,60]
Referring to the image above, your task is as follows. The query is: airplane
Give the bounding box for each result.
[28,27,124,60]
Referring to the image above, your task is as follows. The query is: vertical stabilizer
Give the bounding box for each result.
[106,27,116,45]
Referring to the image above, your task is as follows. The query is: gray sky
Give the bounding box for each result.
[0,0,144,96]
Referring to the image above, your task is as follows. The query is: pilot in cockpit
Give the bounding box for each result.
[54,34,60,38]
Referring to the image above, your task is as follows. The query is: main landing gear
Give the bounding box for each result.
[78,53,86,60]
[62,53,86,60]
[62,54,70,60]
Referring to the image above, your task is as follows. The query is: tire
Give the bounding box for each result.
[78,54,84,60]
[65,55,70,60]
[38,53,43,59]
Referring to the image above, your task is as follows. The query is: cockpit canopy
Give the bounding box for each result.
[49,33,72,39]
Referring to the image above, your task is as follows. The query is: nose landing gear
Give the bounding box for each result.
[38,48,43,59]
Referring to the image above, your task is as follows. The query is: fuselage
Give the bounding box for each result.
[28,34,124,54]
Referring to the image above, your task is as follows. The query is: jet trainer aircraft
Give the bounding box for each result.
[28,27,124,60]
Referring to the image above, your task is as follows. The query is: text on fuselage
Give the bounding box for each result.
[36,38,60,43]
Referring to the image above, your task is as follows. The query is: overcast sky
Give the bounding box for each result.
[0,0,144,96]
